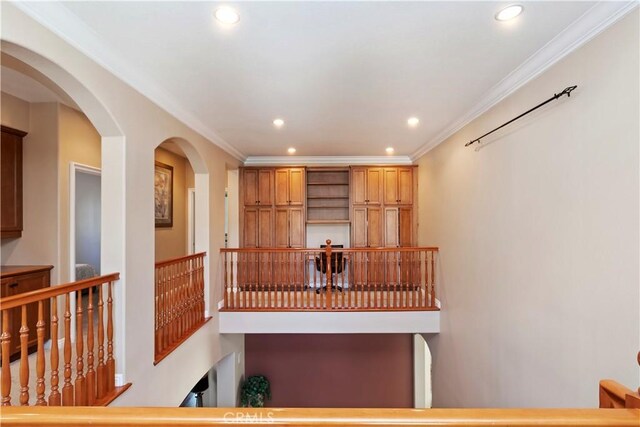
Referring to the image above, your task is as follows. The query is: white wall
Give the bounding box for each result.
[1,3,244,406]
[75,171,101,273]
[418,11,639,407]
[306,223,351,248]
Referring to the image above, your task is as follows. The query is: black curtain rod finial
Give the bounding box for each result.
[465,84,578,147]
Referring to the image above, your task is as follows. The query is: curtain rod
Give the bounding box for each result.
[465,85,578,147]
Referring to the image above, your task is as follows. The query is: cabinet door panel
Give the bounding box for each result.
[367,207,383,248]
[384,207,399,247]
[398,168,413,205]
[383,168,398,205]
[274,208,289,248]
[243,170,258,206]
[243,208,258,247]
[352,207,367,248]
[258,208,273,247]
[1,131,23,234]
[366,168,383,205]
[351,168,367,205]
[288,169,305,205]
[257,170,273,205]
[399,207,413,247]
[274,169,289,206]
[288,208,305,248]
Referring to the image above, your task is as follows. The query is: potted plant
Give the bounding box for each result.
[240,375,271,407]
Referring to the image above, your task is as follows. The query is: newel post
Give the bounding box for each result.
[325,240,332,310]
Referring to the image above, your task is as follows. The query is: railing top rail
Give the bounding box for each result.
[220,247,439,253]
[0,272,120,310]
[1,407,638,426]
[155,252,207,268]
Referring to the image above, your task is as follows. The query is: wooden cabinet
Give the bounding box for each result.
[1,126,26,239]
[351,167,382,205]
[306,169,350,223]
[0,266,52,362]
[243,207,273,248]
[242,169,273,206]
[384,207,413,247]
[275,207,305,248]
[352,206,382,248]
[275,168,305,206]
[383,167,413,205]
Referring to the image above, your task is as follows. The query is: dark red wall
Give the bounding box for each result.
[244,334,413,408]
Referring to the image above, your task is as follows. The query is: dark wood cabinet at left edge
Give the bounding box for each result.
[1,125,26,239]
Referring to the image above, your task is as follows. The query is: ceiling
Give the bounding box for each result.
[12,1,626,160]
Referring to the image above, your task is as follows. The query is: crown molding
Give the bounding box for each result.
[10,1,246,161]
[411,1,639,161]
[244,156,414,167]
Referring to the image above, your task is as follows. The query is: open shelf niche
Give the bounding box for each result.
[306,168,350,223]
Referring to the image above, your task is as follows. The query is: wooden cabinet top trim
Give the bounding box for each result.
[1,265,54,279]
[1,125,28,137]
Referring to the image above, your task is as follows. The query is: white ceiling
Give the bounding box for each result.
[14,1,631,160]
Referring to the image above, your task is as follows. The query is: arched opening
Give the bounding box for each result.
[0,41,128,394]
[153,137,210,363]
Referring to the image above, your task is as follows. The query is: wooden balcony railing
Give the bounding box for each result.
[1,407,639,426]
[0,273,129,406]
[220,240,439,311]
[154,252,209,365]
[599,352,640,409]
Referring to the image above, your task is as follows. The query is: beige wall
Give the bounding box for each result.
[1,91,30,131]
[58,104,101,283]
[418,11,639,408]
[1,103,60,283]
[154,147,194,261]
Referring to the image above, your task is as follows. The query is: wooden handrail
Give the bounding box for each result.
[155,252,207,268]
[220,247,440,253]
[599,352,640,409]
[0,273,119,310]
[1,407,638,426]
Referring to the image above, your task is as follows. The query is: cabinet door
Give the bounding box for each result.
[351,168,367,205]
[352,207,367,247]
[398,207,413,247]
[274,208,289,247]
[257,208,273,247]
[366,168,383,205]
[242,169,258,206]
[274,169,289,206]
[367,207,383,248]
[384,207,399,247]
[397,168,413,205]
[288,168,305,205]
[1,129,23,237]
[243,208,259,247]
[257,169,273,205]
[383,168,399,205]
[288,207,305,248]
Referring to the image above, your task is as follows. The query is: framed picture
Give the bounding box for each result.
[154,161,173,228]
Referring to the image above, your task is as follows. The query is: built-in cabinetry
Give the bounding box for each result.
[351,166,415,248]
[0,265,52,361]
[1,126,26,239]
[240,167,306,248]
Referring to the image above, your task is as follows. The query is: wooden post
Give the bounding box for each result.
[1,310,12,406]
[35,301,46,405]
[19,306,29,405]
[49,296,60,406]
[325,240,332,310]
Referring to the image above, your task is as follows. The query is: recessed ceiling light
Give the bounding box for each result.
[407,117,420,127]
[273,118,285,127]
[214,7,240,25]
[386,147,394,154]
[495,5,523,21]
[287,147,296,154]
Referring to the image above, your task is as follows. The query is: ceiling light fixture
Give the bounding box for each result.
[214,7,240,25]
[407,117,420,127]
[386,147,395,154]
[495,5,523,21]
[273,118,285,127]
[287,147,296,154]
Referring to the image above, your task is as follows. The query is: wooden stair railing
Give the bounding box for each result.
[599,351,640,409]
[221,240,439,311]
[0,273,129,407]
[1,407,639,426]
[154,252,209,365]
